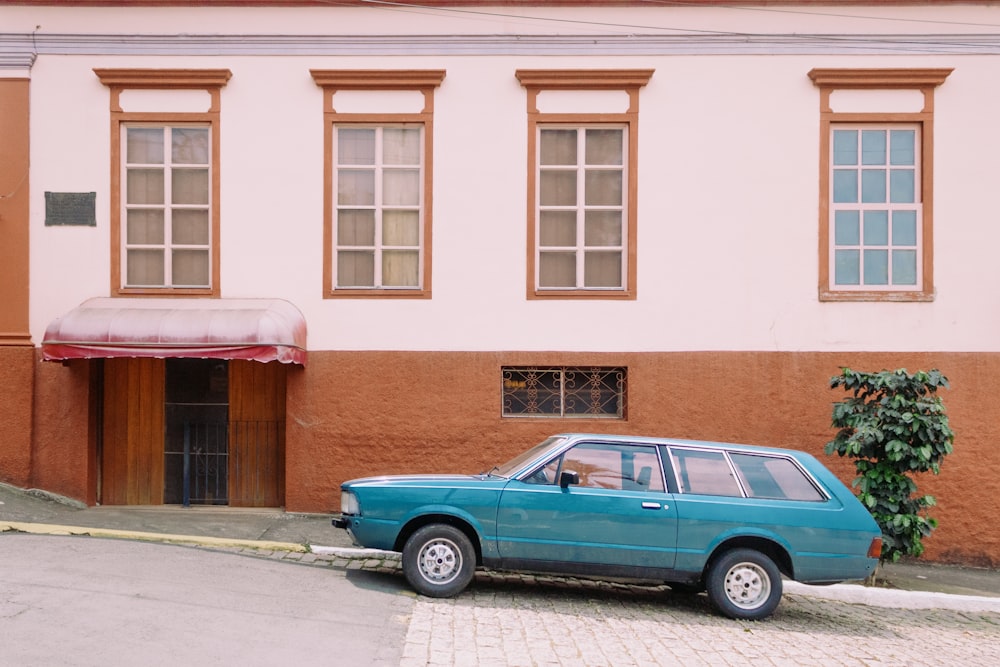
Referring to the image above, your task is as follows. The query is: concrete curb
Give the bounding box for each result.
[0,521,308,553]
[784,580,1000,613]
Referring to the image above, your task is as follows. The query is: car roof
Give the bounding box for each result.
[554,433,813,459]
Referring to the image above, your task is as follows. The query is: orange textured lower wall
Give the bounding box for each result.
[284,350,1000,567]
[20,349,1000,567]
[0,346,35,487]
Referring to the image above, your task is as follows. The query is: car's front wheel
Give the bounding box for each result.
[402,524,476,598]
[705,548,782,620]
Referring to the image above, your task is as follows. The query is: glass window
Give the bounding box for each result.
[829,125,921,291]
[729,453,825,502]
[670,449,742,497]
[501,366,626,419]
[527,442,664,492]
[537,126,627,291]
[334,125,424,290]
[123,124,212,289]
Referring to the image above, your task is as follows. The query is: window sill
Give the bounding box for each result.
[115,288,217,298]
[529,289,635,300]
[819,289,934,302]
[326,289,431,299]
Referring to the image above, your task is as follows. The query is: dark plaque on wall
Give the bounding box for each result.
[45,192,96,227]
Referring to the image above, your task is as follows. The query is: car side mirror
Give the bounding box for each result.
[559,470,580,489]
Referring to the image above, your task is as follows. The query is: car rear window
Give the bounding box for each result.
[728,453,826,502]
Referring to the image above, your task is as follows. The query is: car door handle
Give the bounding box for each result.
[641,501,665,510]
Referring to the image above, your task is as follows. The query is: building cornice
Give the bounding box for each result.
[3,32,1000,60]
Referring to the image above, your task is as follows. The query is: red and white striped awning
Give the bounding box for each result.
[42,297,307,365]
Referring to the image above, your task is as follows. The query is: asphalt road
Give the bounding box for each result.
[4,532,1000,667]
[0,534,413,666]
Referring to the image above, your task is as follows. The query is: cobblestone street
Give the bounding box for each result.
[231,547,1000,667]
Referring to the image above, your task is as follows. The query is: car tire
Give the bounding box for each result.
[402,524,476,598]
[705,548,782,620]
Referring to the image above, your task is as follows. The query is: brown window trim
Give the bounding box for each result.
[517,69,653,301]
[311,69,445,299]
[95,68,231,297]
[809,68,952,302]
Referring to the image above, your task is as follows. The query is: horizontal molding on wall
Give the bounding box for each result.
[1,33,1000,59]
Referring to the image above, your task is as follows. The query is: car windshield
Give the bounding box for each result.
[489,436,566,478]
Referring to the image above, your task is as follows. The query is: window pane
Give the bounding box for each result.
[834,210,859,245]
[861,169,887,203]
[671,449,742,496]
[338,210,375,245]
[730,453,823,502]
[540,170,577,206]
[383,210,420,247]
[890,169,915,203]
[861,130,887,165]
[539,210,576,247]
[585,210,622,246]
[893,249,917,285]
[338,170,375,206]
[540,129,577,165]
[563,369,626,418]
[127,128,164,164]
[382,211,420,246]
[584,170,622,206]
[126,210,164,245]
[863,210,888,246]
[171,128,209,164]
[584,252,622,288]
[383,169,420,206]
[127,169,164,205]
[172,169,209,205]
[835,249,860,285]
[172,249,210,286]
[539,252,576,287]
[126,249,164,285]
[832,130,858,165]
[864,249,889,285]
[890,130,915,165]
[502,368,562,415]
[893,210,917,245]
[338,128,376,165]
[585,129,623,166]
[382,250,419,287]
[172,210,209,245]
[383,128,420,165]
[832,170,857,203]
[337,250,375,287]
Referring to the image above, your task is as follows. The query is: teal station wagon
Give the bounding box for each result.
[332,434,882,620]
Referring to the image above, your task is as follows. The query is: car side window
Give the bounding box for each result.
[670,448,742,496]
[529,442,665,492]
[729,453,825,502]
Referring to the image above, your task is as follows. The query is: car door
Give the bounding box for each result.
[495,441,677,573]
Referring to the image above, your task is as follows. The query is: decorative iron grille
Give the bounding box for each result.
[501,366,627,418]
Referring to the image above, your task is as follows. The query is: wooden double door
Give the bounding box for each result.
[100,357,286,507]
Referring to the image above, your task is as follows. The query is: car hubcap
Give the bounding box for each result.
[723,562,770,610]
[418,537,462,585]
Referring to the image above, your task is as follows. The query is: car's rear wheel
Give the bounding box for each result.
[706,548,782,620]
[402,524,476,598]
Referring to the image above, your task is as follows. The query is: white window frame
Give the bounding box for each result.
[828,123,922,292]
[121,123,213,290]
[535,124,628,292]
[333,124,425,290]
